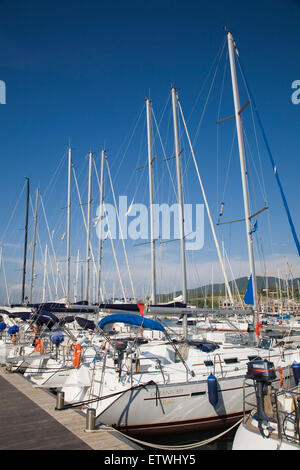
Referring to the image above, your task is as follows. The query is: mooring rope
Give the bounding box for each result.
[63,379,158,410]
[96,418,243,450]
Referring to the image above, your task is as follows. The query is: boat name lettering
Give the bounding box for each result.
[149,388,184,397]
[161,399,176,406]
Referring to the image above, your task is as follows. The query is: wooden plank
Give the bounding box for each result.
[0,374,91,450]
[0,367,140,450]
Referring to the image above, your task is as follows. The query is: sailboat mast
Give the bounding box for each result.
[42,243,48,303]
[146,98,157,305]
[227,32,259,323]
[97,149,105,305]
[21,177,30,304]
[74,249,80,303]
[171,87,188,339]
[171,87,188,303]
[85,151,93,303]
[30,187,39,302]
[66,146,72,303]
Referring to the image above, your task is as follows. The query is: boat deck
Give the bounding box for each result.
[0,366,140,450]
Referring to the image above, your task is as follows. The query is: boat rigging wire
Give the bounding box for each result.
[0,247,10,305]
[236,54,300,257]
[191,37,227,151]
[0,180,27,246]
[105,159,136,302]
[177,97,234,306]
[92,157,127,302]
[109,103,145,187]
[151,104,177,199]
[40,195,66,299]
[216,49,229,212]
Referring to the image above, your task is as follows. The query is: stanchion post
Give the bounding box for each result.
[86,408,96,431]
[55,391,65,410]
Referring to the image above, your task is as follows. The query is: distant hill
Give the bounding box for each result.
[159,276,300,301]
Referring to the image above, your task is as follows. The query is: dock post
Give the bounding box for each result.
[86,408,96,431]
[55,391,65,410]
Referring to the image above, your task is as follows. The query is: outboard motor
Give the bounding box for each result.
[246,359,277,438]
[113,340,128,378]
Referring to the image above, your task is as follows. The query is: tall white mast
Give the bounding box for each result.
[66,147,72,303]
[211,264,214,309]
[74,249,80,303]
[85,151,93,303]
[171,87,188,339]
[227,31,259,325]
[97,149,105,304]
[30,187,39,302]
[21,177,30,304]
[171,87,187,304]
[146,98,157,305]
[42,244,48,303]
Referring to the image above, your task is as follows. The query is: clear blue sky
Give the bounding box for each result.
[0,0,299,302]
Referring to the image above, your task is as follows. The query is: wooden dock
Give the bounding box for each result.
[0,367,141,450]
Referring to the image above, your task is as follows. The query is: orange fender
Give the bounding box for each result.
[73,343,82,368]
[278,367,286,389]
[34,338,45,354]
[255,322,263,337]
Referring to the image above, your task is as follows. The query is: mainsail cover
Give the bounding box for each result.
[98,313,165,332]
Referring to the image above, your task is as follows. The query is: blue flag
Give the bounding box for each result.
[250,220,258,235]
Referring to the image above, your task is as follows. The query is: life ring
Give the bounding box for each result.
[34,338,45,354]
[73,343,82,368]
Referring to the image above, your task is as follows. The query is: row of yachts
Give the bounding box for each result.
[1,301,300,450]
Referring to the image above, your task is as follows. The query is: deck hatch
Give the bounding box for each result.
[191,391,206,397]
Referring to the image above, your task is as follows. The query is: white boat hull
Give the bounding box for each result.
[232,421,299,450]
[96,369,293,436]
